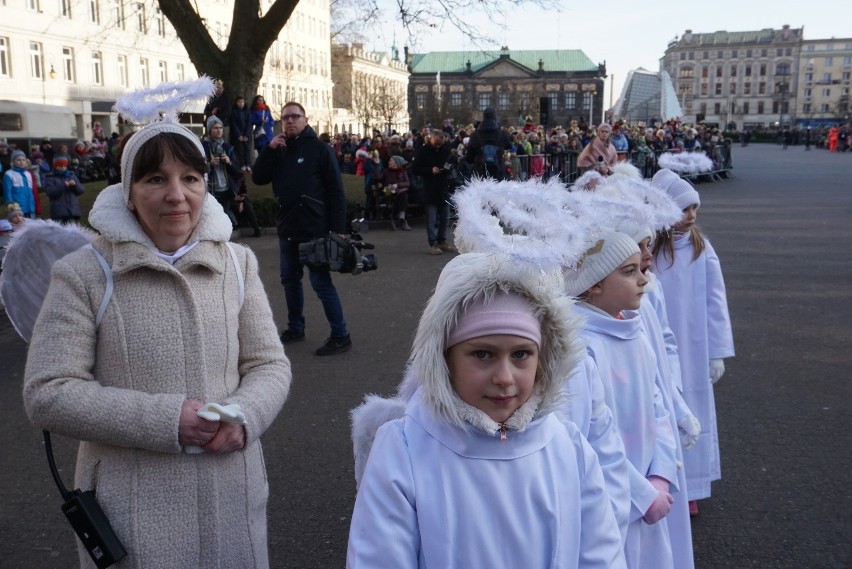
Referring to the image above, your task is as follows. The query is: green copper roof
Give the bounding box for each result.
[409,50,598,74]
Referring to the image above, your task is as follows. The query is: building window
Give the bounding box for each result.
[730,64,737,77]
[776,48,783,57]
[746,49,752,57]
[804,88,811,97]
[825,57,833,66]
[450,92,462,107]
[478,93,492,111]
[62,47,75,82]
[176,62,184,82]
[776,62,790,76]
[823,88,831,97]
[844,56,852,65]
[29,42,43,79]
[742,101,749,114]
[26,0,40,10]
[821,103,830,113]
[843,71,850,81]
[565,92,576,109]
[135,3,146,33]
[757,101,764,114]
[700,83,708,96]
[679,66,694,78]
[699,103,707,115]
[717,50,723,59]
[59,0,71,17]
[823,72,832,82]
[745,64,752,77]
[761,49,767,57]
[89,0,99,23]
[113,0,125,29]
[759,64,767,76]
[758,82,766,94]
[730,83,736,94]
[117,54,127,87]
[713,103,721,114]
[802,103,811,113]
[139,57,149,86]
[785,48,792,56]
[744,82,751,95]
[716,66,722,78]
[701,66,708,78]
[715,83,722,95]
[806,45,815,52]
[415,93,426,111]
[91,51,102,84]
[158,60,167,82]
[703,51,709,59]
[732,50,738,58]
[688,52,694,60]
[581,92,592,110]
[0,37,9,77]
[155,7,166,37]
[805,72,813,82]
[680,52,686,61]
[501,92,513,111]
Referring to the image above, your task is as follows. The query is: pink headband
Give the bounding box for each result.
[447,292,541,349]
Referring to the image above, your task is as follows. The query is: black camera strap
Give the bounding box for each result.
[43,430,73,501]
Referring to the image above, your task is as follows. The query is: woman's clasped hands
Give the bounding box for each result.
[178,399,246,454]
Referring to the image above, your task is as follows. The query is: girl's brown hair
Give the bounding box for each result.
[651,226,706,268]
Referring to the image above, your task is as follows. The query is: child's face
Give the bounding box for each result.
[588,252,648,317]
[673,204,698,233]
[446,334,539,423]
[13,156,28,168]
[9,212,23,225]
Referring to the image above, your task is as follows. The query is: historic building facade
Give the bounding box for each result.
[406,48,606,130]
[661,25,804,130]
[330,43,409,135]
[0,0,333,139]
[796,38,852,127]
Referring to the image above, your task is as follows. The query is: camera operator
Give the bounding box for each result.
[252,102,352,356]
[202,116,241,228]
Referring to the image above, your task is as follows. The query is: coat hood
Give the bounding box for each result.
[88,183,233,248]
[399,252,585,431]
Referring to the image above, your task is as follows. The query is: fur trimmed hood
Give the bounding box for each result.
[88,183,233,248]
[399,252,585,431]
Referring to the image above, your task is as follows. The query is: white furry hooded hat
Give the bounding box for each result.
[402,252,585,432]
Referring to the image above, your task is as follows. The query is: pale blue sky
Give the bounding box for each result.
[373,0,850,106]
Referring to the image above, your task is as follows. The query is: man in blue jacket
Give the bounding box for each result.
[252,102,352,356]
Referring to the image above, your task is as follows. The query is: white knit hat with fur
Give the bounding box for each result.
[651,168,700,210]
[563,231,639,297]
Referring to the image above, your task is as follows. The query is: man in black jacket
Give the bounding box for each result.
[465,107,511,180]
[252,102,352,356]
[411,130,457,255]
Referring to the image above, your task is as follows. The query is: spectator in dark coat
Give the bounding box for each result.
[412,130,456,255]
[43,153,84,222]
[229,96,253,172]
[465,107,511,180]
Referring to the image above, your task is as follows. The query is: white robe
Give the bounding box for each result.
[651,234,735,500]
[640,273,695,569]
[577,304,677,569]
[558,355,632,544]
[347,389,627,569]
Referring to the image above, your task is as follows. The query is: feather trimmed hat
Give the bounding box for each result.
[114,76,216,205]
[651,168,700,210]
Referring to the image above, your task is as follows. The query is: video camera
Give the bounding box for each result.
[298,232,377,275]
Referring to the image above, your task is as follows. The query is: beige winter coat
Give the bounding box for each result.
[23,184,291,568]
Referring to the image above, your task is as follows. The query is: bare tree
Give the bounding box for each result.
[373,77,408,133]
[157,0,559,105]
[350,72,379,134]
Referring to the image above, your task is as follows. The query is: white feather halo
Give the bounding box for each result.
[618,177,684,231]
[114,76,217,124]
[657,151,714,174]
[570,169,605,192]
[452,177,591,269]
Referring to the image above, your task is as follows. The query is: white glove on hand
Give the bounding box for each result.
[709,359,726,384]
[185,403,247,454]
[677,414,702,450]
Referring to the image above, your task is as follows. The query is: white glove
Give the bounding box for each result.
[677,414,701,450]
[185,403,247,454]
[709,359,726,384]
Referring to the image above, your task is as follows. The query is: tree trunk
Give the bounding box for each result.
[157,0,299,106]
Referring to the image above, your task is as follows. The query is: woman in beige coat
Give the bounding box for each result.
[23,120,291,568]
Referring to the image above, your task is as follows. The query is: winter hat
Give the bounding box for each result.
[447,292,541,349]
[563,231,640,297]
[482,107,497,121]
[52,153,69,168]
[206,115,224,132]
[355,147,369,159]
[6,202,23,219]
[115,77,215,206]
[389,155,407,168]
[651,169,700,210]
[11,150,26,162]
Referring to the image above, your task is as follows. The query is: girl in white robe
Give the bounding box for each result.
[347,252,626,569]
[650,170,735,513]
[563,231,678,569]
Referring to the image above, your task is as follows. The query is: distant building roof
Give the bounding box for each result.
[670,26,803,49]
[409,50,599,74]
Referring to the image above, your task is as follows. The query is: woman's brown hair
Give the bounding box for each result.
[130,132,209,184]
